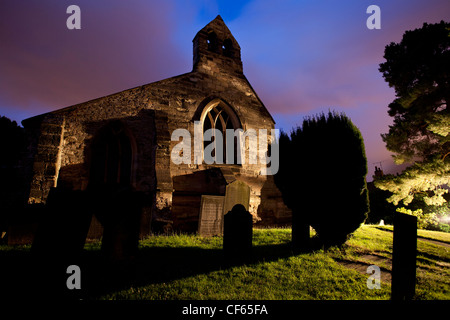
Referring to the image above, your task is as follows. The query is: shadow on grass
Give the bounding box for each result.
[0,241,318,300]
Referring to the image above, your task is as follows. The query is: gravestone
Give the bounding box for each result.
[223,180,250,215]
[198,195,225,236]
[391,213,417,300]
[31,187,92,298]
[93,187,144,261]
[223,204,253,259]
[32,187,92,259]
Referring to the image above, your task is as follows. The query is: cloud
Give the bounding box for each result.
[230,0,448,115]
[0,0,186,118]
[225,0,448,178]
[2,0,446,120]
[0,0,447,178]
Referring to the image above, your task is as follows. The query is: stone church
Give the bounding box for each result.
[20,16,290,240]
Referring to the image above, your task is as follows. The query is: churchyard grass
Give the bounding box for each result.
[100,227,391,300]
[325,225,450,300]
[97,225,449,300]
[1,225,448,300]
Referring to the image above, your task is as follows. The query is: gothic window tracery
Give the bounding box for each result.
[202,101,240,164]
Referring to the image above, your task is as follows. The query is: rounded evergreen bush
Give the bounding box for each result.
[275,111,369,247]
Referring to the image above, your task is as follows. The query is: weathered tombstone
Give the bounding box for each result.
[94,187,143,261]
[391,213,417,300]
[223,204,253,260]
[32,187,92,259]
[198,195,225,236]
[223,180,250,215]
[31,187,92,298]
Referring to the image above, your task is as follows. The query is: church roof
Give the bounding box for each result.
[22,16,275,127]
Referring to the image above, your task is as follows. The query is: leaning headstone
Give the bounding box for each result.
[198,195,225,236]
[391,213,417,300]
[223,204,253,260]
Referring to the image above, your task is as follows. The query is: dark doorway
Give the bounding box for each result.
[89,120,133,189]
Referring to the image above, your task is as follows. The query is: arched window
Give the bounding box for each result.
[89,121,134,189]
[201,100,241,165]
[222,39,233,57]
[207,32,218,52]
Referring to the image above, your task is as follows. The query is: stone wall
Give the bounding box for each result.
[26,114,65,204]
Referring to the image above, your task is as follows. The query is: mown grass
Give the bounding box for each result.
[328,225,450,300]
[1,225,448,300]
[100,228,390,300]
[106,253,389,300]
[376,225,450,243]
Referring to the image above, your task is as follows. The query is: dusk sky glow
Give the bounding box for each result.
[1,0,449,181]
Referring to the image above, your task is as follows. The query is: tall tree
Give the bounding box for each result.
[375,21,450,209]
[0,116,24,167]
[275,111,369,247]
[0,116,26,230]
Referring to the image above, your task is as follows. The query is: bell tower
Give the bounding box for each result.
[192,15,243,75]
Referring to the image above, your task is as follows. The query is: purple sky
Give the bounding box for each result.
[1,0,449,181]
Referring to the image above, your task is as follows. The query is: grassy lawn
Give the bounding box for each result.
[1,225,448,300]
[375,225,450,243]
[318,225,450,300]
[98,228,390,300]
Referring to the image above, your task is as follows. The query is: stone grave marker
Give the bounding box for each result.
[32,187,92,259]
[31,187,92,298]
[391,212,417,300]
[223,180,250,215]
[223,204,253,259]
[198,195,225,236]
